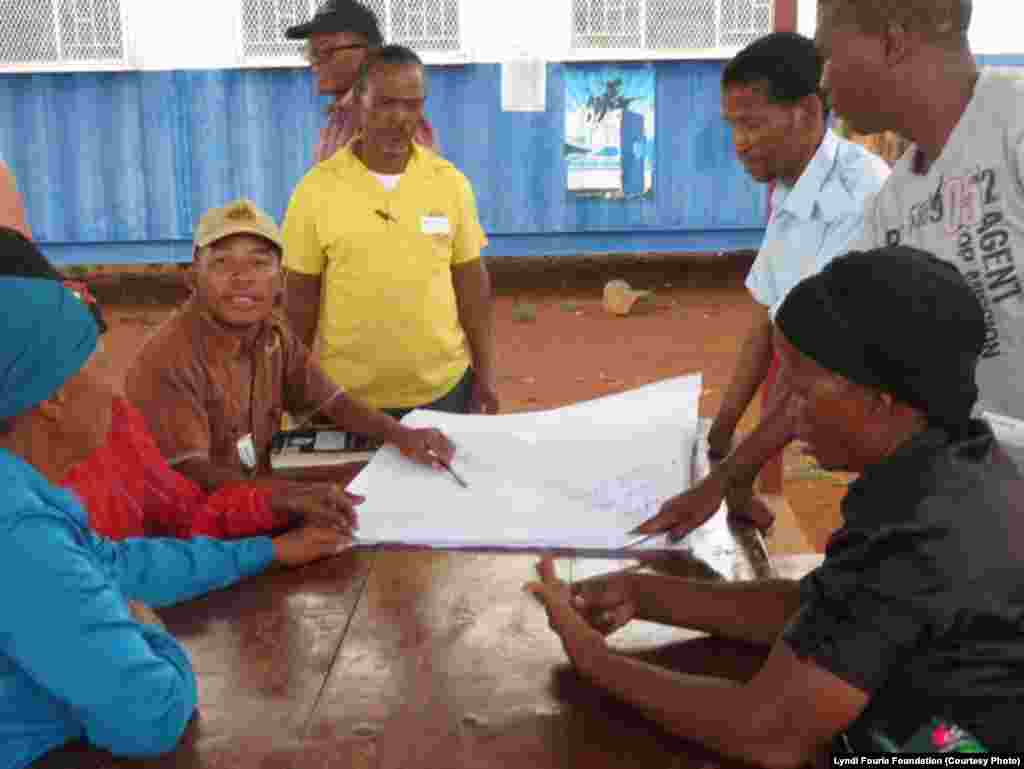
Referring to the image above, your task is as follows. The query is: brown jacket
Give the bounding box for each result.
[125,299,339,473]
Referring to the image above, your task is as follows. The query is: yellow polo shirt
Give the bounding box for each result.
[282,142,487,409]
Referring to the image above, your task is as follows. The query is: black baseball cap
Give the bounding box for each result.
[284,0,384,44]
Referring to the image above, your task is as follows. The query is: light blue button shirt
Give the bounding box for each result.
[746,129,892,317]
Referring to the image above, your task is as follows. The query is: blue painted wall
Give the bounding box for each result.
[2,54,1018,265]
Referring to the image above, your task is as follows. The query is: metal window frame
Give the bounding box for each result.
[237,0,469,69]
[0,0,131,73]
[567,0,774,61]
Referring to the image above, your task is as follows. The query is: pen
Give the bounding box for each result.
[430,451,469,488]
[622,531,661,549]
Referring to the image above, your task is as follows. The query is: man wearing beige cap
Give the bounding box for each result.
[125,199,455,499]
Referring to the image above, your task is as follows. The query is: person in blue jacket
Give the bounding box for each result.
[0,229,349,768]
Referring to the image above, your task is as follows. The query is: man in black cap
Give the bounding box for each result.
[285,0,436,162]
[527,245,1024,760]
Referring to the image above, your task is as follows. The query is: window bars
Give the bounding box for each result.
[0,0,124,66]
[571,0,772,55]
[240,0,461,61]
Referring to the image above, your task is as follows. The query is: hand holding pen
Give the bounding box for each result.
[394,426,460,479]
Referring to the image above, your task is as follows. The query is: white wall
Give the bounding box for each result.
[127,0,245,70]
[462,0,571,63]
[797,0,1024,55]
[797,0,816,38]
[968,0,1024,55]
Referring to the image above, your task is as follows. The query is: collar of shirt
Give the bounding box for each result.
[771,129,859,224]
[182,298,281,363]
[336,134,426,177]
[840,419,997,528]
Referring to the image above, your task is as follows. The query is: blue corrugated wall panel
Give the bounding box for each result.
[1,61,771,264]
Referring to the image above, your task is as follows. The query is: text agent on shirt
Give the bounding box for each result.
[284,0,437,163]
[634,32,889,539]
[125,199,455,497]
[0,232,348,769]
[283,46,498,418]
[819,0,1024,423]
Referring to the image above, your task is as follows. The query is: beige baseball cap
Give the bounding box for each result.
[194,199,284,252]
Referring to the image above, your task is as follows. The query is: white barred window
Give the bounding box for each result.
[571,0,773,57]
[240,0,462,63]
[0,0,125,69]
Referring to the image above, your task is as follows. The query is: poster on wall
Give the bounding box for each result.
[564,64,655,199]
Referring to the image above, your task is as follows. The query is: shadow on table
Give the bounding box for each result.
[550,634,771,769]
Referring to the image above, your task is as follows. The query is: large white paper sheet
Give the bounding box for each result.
[349,375,702,552]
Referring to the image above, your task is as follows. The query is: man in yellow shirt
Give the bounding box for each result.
[283,45,497,418]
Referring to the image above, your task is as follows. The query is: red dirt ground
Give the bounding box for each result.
[96,255,846,554]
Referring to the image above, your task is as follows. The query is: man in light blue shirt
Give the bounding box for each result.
[634,32,889,540]
[0,229,348,769]
[744,127,889,319]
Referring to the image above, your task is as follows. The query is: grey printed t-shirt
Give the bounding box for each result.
[853,72,1024,419]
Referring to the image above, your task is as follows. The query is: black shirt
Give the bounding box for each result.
[783,420,1024,750]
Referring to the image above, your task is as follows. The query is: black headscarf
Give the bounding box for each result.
[776,246,986,432]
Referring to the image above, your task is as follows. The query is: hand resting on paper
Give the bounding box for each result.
[636,382,805,539]
[630,472,730,542]
[631,473,775,542]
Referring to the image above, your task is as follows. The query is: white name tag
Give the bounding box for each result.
[421,215,451,235]
[237,433,257,470]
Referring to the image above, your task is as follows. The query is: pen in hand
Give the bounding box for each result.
[429,450,469,488]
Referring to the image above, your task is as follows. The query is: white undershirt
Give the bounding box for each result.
[371,172,402,192]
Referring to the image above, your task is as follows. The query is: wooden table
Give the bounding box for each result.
[34,425,787,769]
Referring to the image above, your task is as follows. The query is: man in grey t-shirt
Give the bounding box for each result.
[821,0,1024,421]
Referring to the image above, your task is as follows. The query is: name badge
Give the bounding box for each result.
[237,433,257,470]
[421,215,451,235]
